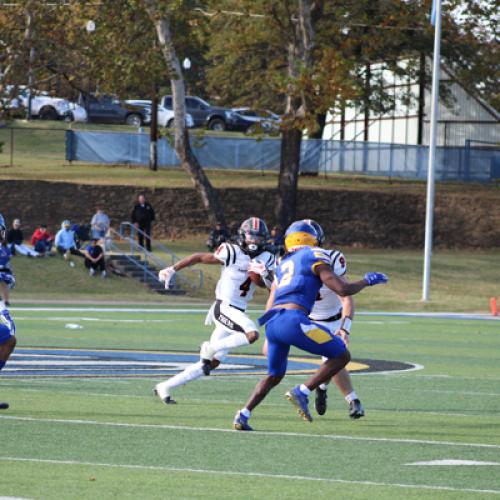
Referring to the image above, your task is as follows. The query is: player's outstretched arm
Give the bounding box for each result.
[158,253,220,288]
[317,265,388,297]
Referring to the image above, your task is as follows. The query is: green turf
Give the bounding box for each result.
[0,307,499,499]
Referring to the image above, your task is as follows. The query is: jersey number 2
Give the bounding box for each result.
[278,260,294,287]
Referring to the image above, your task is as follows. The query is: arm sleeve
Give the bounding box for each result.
[150,204,156,222]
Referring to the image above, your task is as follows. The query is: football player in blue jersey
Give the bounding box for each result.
[0,216,16,409]
[233,220,388,430]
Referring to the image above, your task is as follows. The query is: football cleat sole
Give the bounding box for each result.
[285,390,313,422]
[0,402,9,410]
[315,387,328,416]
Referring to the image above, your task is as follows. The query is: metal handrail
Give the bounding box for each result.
[110,225,203,289]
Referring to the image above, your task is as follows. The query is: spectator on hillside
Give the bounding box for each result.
[55,220,83,264]
[131,194,155,252]
[206,221,230,251]
[7,219,39,257]
[30,224,54,256]
[82,238,106,278]
[90,207,110,239]
[269,225,285,256]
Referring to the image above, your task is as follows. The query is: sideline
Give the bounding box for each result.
[0,457,499,495]
[9,306,500,321]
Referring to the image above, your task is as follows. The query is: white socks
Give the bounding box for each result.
[157,361,205,394]
[240,408,251,418]
[299,384,311,396]
[210,332,249,352]
[345,391,358,403]
[319,383,329,391]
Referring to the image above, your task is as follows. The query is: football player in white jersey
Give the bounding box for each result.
[305,219,364,419]
[154,217,276,404]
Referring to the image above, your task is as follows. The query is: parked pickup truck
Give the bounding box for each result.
[161,95,235,131]
[82,95,151,126]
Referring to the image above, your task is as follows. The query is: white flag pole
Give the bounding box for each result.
[422,0,442,302]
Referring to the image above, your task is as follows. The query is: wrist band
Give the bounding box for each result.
[341,317,352,332]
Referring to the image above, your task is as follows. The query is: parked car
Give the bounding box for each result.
[125,100,194,128]
[161,95,235,131]
[229,108,281,133]
[81,95,151,126]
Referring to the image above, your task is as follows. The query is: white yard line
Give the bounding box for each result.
[9,307,500,321]
[0,457,498,495]
[1,415,499,449]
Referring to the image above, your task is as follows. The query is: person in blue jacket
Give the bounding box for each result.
[55,220,83,266]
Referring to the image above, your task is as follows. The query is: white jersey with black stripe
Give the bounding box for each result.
[213,242,276,311]
[309,249,347,321]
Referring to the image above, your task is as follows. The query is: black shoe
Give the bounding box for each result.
[153,388,177,405]
[4,301,10,307]
[0,402,9,410]
[349,399,365,419]
[201,358,212,376]
[315,387,328,416]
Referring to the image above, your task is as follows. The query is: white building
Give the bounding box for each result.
[323,58,500,147]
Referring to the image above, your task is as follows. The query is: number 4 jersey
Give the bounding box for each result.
[213,242,276,311]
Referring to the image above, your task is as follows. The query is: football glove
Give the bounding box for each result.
[158,266,176,289]
[364,272,388,286]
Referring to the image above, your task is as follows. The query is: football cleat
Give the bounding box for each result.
[349,399,365,419]
[153,386,177,405]
[200,341,215,376]
[233,411,253,431]
[0,402,9,410]
[285,385,313,422]
[315,387,328,416]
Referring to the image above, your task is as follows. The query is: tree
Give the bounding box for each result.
[204,0,498,228]
[142,0,226,225]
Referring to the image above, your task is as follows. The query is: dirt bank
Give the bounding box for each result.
[2,180,499,248]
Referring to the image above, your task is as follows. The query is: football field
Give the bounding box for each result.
[1,305,499,499]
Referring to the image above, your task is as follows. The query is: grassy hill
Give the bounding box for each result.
[8,237,500,313]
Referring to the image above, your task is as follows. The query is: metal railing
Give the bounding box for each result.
[111,223,203,289]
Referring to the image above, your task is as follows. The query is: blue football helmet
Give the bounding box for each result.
[284,220,319,251]
[303,219,325,246]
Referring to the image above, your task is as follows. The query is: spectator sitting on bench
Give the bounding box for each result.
[7,219,39,257]
[30,224,54,256]
[83,238,106,278]
[55,220,83,265]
